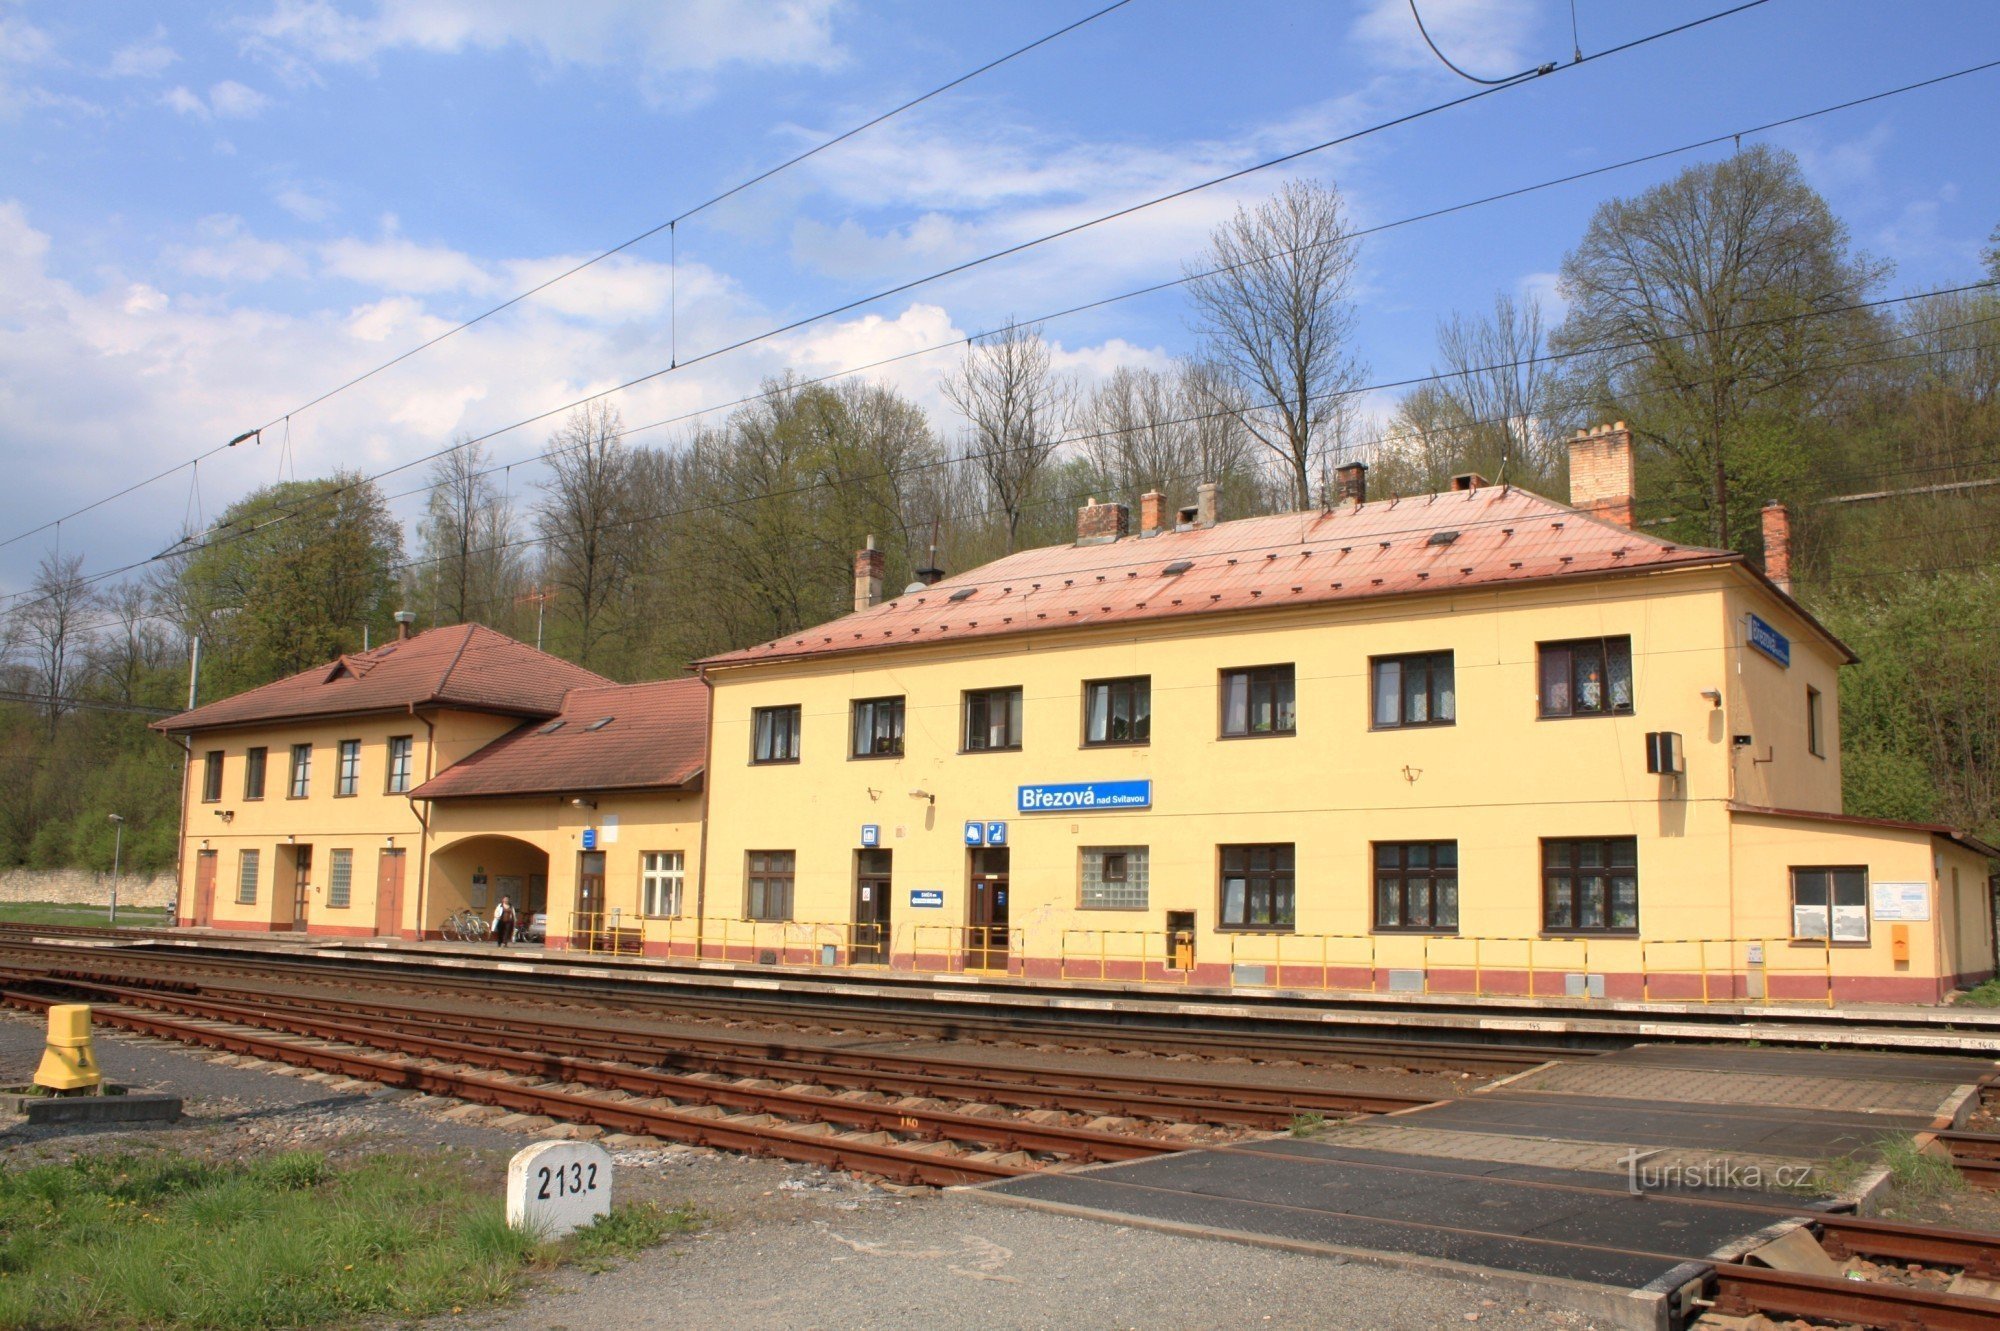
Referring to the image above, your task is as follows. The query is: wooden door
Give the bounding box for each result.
[287,846,313,932]
[966,847,1010,971]
[193,850,217,928]
[375,850,405,937]
[575,851,606,948]
[853,850,892,964]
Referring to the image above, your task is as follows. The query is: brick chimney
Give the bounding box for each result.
[393,610,416,640]
[1761,501,1793,595]
[1333,462,1367,506]
[1568,422,1636,528]
[853,535,885,613]
[1076,498,1130,545]
[1196,481,1219,528]
[1451,472,1487,492]
[1139,490,1168,537]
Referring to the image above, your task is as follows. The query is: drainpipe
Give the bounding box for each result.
[172,634,200,925]
[407,705,437,941]
[694,666,715,961]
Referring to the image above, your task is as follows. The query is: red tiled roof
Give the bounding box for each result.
[1729,803,2000,860]
[699,486,1764,669]
[411,676,708,800]
[153,624,612,733]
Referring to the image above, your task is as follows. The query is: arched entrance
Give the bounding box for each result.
[426,834,550,940]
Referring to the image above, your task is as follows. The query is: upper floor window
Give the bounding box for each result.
[243,747,267,801]
[1371,653,1455,729]
[746,850,794,920]
[336,739,361,797]
[288,744,312,799]
[201,751,223,803]
[851,697,905,758]
[1792,866,1867,943]
[1084,677,1151,746]
[1807,687,1824,758]
[1219,843,1295,931]
[643,851,685,917]
[1221,666,1295,737]
[386,735,414,793]
[1538,637,1633,718]
[751,706,802,764]
[327,849,354,909]
[963,687,1023,752]
[1374,841,1458,932]
[1542,837,1638,934]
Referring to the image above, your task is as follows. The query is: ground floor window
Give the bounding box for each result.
[1373,841,1458,932]
[1541,837,1638,933]
[643,851,685,918]
[1792,866,1868,942]
[746,851,794,921]
[1219,844,1294,931]
[1080,847,1148,910]
[236,849,259,905]
[327,849,353,909]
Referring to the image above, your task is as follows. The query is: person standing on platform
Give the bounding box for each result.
[493,896,515,948]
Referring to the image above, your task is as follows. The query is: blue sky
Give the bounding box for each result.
[0,0,1995,590]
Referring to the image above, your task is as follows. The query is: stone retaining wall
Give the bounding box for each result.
[0,868,176,909]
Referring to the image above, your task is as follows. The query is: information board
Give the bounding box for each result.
[1871,881,1930,922]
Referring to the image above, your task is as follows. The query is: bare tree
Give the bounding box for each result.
[1385,293,1564,492]
[418,439,523,627]
[1186,179,1367,510]
[942,322,1073,551]
[19,551,96,737]
[1083,361,1262,505]
[535,402,636,669]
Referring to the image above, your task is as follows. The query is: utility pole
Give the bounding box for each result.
[107,813,125,927]
[514,586,557,652]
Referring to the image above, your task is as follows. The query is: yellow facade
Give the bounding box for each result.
[175,708,515,936]
[700,564,1994,1003]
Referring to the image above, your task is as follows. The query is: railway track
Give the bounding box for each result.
[0,930,1558,1075]
[1710,1214,2000,1328]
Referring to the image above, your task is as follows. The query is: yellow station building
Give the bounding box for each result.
[158,425,1998,1004]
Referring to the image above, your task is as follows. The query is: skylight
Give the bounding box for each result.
[537,720,566,735]
[585,717,614,731]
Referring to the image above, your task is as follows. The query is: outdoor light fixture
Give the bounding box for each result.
[571,797,597,810]
[384,836,395,848]
[909,788,934,804]
[1700,689,1723,708]
[213,809,233,823]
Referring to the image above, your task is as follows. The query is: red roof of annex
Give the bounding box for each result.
[412,676,707,800]
[154,623,611,733]
[699,485,1823,669]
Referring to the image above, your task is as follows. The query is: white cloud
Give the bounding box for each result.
[161,81,272,120]
[320,233,495,294]
[274,184,335,222]
[240,0,845,102]
[1349,0,1540,80]
[107,28,179,79]
[166,215,307,283]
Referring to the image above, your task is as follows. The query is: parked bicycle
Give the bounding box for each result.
[443,909,489,942]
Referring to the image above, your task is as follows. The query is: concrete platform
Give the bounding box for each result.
[973,1140,1799,1331]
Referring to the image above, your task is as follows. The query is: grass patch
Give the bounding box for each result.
[1287,1112,1326,1138]
[0,902,170,930]
[0,1150,695,1330]
[1953,978,2000,1007]
[1878,1134,1963,1201]
[1797,1152,1870,1198]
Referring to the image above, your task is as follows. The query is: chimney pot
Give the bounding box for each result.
[1195,481,1220,529]
[1568,423,1636,528]
[1451,472,1487,492]
[1139,490,1168,537]
[392,609,416,640]
[1076,500,1131,545]
[853,534,886,613]
[1333,462,1368,507]
[1761,501,1793,595]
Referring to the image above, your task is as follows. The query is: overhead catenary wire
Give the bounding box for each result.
[0,0,1140,558]
[1408,0,1556,85]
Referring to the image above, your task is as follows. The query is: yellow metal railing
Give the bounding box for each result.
[569,910,643,956]
[1057,928,1195,983]
[911,923,1024,974]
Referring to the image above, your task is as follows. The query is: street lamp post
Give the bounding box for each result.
[107,814,124,927]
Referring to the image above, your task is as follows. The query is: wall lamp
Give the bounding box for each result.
[213,809,233,823]
[1700,689,1723,708]
[908,788,934,805]
[571,797,597,810]
[383,836,396,848]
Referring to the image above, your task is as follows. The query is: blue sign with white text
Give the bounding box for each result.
[1746,613,1791,667]
[910,889,944,909]
[964,821,984,846]
[1017,780,1153,813]
[581,827,597,850]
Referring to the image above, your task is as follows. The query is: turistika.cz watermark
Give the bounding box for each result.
[1618,1149,1817,1196]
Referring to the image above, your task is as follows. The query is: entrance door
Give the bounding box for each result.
[575,851,606,948]
[193,850,217,928]
[966,847,1010,971]
[375,849,405,937]
[853,850,892,964]
[289,845,313,932]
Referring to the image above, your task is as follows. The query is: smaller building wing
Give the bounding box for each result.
[412,676,708,799]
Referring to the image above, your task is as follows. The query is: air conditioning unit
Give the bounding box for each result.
[1645,730,1684,775]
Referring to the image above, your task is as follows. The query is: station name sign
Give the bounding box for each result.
[1746,613,1791,667]
[1017,780,1152,813]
